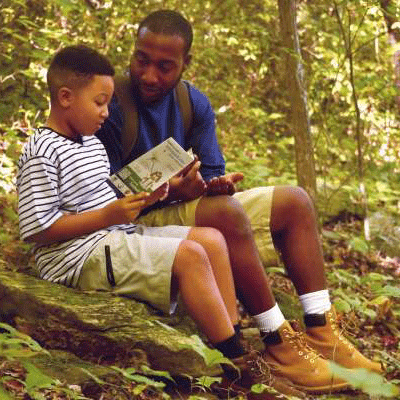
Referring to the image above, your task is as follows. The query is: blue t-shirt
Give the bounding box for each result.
[96,81,225,182]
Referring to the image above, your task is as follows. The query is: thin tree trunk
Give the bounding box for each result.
[277,0,317,206]
[379,0,400,110]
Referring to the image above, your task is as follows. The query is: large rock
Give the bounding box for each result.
[0,269,218,377]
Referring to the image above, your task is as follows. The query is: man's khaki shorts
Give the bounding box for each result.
[78,225,190,314]
[137,186,280,266]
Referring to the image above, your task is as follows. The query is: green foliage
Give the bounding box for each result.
[329,362,400,398]
[180,334,236,369]
[0,323,89,399]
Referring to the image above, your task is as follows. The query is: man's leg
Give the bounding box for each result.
[269,185,326,295]
[195,195,276,315]
[194,195,348,393]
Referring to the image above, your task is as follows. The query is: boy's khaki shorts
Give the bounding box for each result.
[137,186,280,266]
[78,225,190,314]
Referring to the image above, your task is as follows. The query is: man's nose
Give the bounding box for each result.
[142,64,158,84]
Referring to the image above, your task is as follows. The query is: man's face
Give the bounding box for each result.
[130,28,191,104]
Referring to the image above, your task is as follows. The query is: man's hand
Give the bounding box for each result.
[144,182,169,207]
[168,160,207,202]
[206,172,244,196]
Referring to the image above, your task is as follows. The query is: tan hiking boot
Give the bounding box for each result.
[261,321,349,393]
[304,306,383,373]
[220,349,307,399]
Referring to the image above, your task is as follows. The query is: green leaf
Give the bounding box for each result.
[140,365,175,383]
[180,335,236,369]
[251,383,268,394]
[372,285,400,298]
[79,367,107,385]
[22,361,56,392]
[0,385,14,400]
[329,362,400,397]
[111,366,165,388]
[348,237,369,254]
[194,375,222,389]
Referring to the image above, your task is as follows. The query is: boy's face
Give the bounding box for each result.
[66,75,114,138]
[130,29,191,104]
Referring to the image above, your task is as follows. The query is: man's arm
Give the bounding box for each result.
[176,84,244,197]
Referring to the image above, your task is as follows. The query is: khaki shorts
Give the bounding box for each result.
[137,186,280,266]
[78,225,190,314]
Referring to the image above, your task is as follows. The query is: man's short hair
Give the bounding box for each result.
[137,10,193,54]
[47,44,115,101]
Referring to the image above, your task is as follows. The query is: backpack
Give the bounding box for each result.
[113,75,193,163]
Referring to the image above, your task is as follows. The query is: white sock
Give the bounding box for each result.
[253,303,286,333]
[299,289,331,315]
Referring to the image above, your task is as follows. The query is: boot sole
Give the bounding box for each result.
[292,380,350,394]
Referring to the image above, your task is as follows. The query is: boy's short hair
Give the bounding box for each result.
[47,44,115,101]
[137,10,193,54]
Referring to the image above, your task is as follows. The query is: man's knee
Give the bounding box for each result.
[273,185,314,215]
[196,195,252,236]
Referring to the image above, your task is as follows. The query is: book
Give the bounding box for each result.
[108,137,195,196]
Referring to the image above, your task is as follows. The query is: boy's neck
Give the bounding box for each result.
[45,114,81,142]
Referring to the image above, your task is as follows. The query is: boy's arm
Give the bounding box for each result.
[27,193,150,245]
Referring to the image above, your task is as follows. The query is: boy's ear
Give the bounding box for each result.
[57,87,73,107]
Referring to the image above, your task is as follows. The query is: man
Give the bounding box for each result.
[97,9,382,393]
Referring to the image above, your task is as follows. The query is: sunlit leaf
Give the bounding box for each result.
[329,362,400,397]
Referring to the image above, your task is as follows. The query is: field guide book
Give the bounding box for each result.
[108,137,195,195]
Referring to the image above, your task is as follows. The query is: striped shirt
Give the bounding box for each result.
[17,127,136,287]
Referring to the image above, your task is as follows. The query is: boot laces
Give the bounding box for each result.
[284,328,320,363]
[246,351,275,386]
[328,311,356,351]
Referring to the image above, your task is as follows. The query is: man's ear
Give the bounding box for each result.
[183,53,192,71]
[57,87,73,108]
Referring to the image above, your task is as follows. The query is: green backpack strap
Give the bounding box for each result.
[113,75,138,163]
[114,76,193,163]
[175,80,193,137]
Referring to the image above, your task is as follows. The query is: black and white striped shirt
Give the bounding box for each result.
[17,127,136,287]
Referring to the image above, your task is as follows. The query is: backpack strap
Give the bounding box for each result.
[114,76,193,163]
[175,80,193,137]
[113,75,138,163]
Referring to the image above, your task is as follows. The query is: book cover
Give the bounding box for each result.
[108,137,194,196]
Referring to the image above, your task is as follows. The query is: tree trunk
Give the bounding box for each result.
[277,0,317,206]
[379,0,400,111]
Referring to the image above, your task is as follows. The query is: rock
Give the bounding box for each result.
[0,269,219,377]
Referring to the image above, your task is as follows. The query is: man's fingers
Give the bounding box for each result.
[185,160,202,180]
[227,172,244,183]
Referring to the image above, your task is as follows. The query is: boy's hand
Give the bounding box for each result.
[206,172,244,196]
[168,160,207,201]
[105,192,150,224]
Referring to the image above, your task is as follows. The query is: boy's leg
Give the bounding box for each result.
[171,231,236,344]
[185,227,239,326]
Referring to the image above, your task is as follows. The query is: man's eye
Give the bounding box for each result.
[135,55,149,66]
[159,63,173,73]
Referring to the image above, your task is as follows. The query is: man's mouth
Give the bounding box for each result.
[140,85,160,98]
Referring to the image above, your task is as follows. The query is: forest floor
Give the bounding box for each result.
[0,191,399,399]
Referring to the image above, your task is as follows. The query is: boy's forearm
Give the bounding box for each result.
[27,208,112,245]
